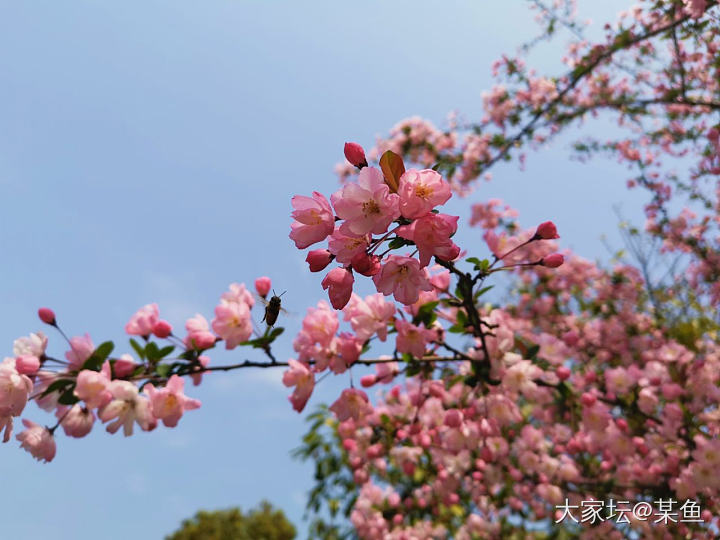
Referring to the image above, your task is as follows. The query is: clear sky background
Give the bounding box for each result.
[0,1,637,538]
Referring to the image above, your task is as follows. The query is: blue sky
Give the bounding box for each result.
[0,1,636,538]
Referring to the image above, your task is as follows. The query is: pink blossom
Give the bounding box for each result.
[13,331,47,358]
[98,380,156,436]
[37,307,56,325]
[330,388,372,421]
[145,375,201,428]
[306,249,334,272]
[395,319,436,358]
[398,169,451,219]
[344,142,367,168]
[65,333,95,371]
[16,419,56,463]
[0,358,33,417]
[331,167,399,235]
[220,282,255,308]
[328,228,369,264]
[56,405,94,438]
[282,360,315,413]
[321,267,355,310]
[298,301,339,348]
[74,362,112,409]
[397,213,460,267]
[343,293,396,342]
[125,303,159,336]
[184,314,217,350]
[212,301,253,349]
[372,255,433,305]
[254,276,272,298]
[15,355,40,376]
[289,191,335,249]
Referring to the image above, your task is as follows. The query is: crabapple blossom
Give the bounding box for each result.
[64,334,94,371]
[212,299,253,349]
[343,293,396,342]
[372,255,433,305]
[329,388,371,422]
[184,314,216,350]
[144,375,200,428]
[74,362,112,409]
[15,355,40,376]
[331,166,399,236]
[395,319,437,358]
[56,405,94,438]
[397,168,451,219]
[0,358,33,417]
[124,303,159,336]
[16,419,55,463]
[282,360,314,413]
[289,191,335,249]
[397,212,460,267]
[98,381,155,436]
[327,228,369,265]
[13,331,47,358]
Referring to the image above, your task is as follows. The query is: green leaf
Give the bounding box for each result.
[157,345,175,359]
[474,285,494,299]
[58,388,80,405]
[129,338,145,360]
[466,257,482,266]
[413,301,439,327]
[387,237,409,250]
[82,341,114,371]
[156,363,172,378]
[145,342,160,362]
[40,379,74,398]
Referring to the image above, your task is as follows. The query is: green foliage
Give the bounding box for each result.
[165,501,296,540]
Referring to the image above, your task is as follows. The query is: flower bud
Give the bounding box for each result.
[350,252,381,277]
[16,355,40,376]
[38,307,56,325]
[306,249,334,272]
[360,374,377,388]
[556,366,571,381]
[344,142,367,168]
[321,267,354,310]
[534,221,559,240]
[540,253,564,268]
[254,276,272,298]
[581,392,596,407]
[152,320,173,339]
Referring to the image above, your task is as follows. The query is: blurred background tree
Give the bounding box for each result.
[166,501,296,540]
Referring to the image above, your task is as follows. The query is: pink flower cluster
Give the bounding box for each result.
[290,146,460,309]
[3,277,276,462]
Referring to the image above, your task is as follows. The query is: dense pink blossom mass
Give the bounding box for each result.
[3,0,720,537]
